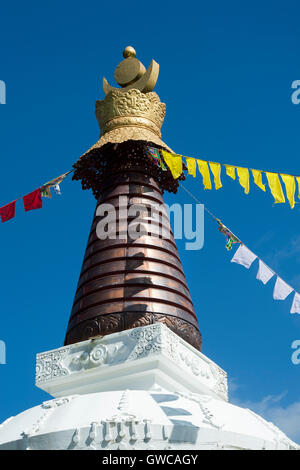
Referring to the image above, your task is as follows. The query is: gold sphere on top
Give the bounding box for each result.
[123,46,136,58]
[103,46,160,95]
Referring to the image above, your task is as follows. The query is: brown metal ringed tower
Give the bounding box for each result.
[64,47,202,351]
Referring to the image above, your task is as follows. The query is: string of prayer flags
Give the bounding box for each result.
[0,200,16,223]
[179,179,300,317]
[0,170,72,224]
[149,147,300,209]
[23,188,43,212]
[229,243,300,314]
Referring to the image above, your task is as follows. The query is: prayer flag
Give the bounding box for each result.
[256,260,274,284]
[209,162,222,190]
[225,165,236,180]
[266,172,285,204]
[197,160,212,189]
[237,167,250,194]
[186,158,197,177]
[290,292,300,314]
[161,151,182,179]
[23,188,42,212]
[231,244,257,269]
[217,221,240,250]
[296,177,300,199]
[252,169,266,191]
[41,186,52,198]
[147,147,167,170]
[273,277,293,300]
[281,174,295,209]
[0,200,16,223]
[53,184,61,195]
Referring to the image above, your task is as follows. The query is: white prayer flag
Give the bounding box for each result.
[290,292,300,314]
[53,184,61,195]
[231,244,257,269]
[273,276,293,300]
[256,260,274,285]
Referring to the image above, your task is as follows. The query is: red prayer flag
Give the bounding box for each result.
[0,200,16,222]
[23,188,42,212]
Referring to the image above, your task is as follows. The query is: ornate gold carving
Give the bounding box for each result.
[96,89,166,138]
[79,47,171,156]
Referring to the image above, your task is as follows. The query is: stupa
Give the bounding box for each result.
[0,47,298,450]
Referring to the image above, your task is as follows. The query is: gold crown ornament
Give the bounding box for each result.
[81,47,172,156]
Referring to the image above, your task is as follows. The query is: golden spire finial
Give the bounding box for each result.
[103,46,159,95]
[122,46,136,58]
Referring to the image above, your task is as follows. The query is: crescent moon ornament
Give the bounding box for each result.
[103,47,160,95]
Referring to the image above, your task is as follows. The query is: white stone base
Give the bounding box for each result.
[0,390,298,450]
[0,324,298,450]
[35,323,228,401]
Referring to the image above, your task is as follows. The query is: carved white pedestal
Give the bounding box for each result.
[0,324,298,450]
[35,323,228,401]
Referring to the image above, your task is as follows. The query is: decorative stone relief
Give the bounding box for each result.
[128,324,164,360]
[36,348,70,383]
[209,363,228,402]
[177,392,225,430]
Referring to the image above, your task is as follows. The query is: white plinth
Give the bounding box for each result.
[0,324,298,450]
[35,323,228,401]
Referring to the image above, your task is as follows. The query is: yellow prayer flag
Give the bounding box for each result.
[209,162,222,190]
[265,172,285,204]
[296,177,300,199]
[161,151,182,179]
[252,169,266,191]
[197,160,212,189]
[236,167,250,195]
[281,174,295,209]
[225,165,236,180]
[186,157,197,177]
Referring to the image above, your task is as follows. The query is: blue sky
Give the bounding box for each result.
[0,0,300,443]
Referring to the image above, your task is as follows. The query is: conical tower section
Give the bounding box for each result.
[64,47,202,350]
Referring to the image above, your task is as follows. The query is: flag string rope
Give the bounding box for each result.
[179,181,300,313]
[147,147,300,209]
[0,170,73,223]
[167,150,300,179]
[0,170,73,206]
[179,180,272,272]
